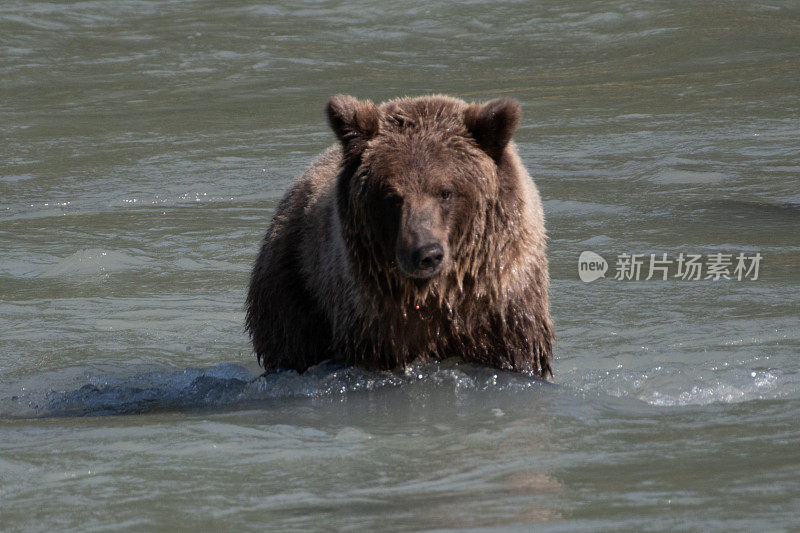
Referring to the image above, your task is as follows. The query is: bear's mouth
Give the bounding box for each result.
[397,258,445,281]
[412,277,431,289]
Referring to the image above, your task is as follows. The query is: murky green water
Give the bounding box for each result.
[2,1,799,530]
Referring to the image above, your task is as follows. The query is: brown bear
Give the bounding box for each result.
[246,94,554,377]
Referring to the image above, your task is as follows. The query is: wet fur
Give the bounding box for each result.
[246,95,554,377]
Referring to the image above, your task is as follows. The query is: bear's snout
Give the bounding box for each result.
[398,238,447,279]
[412,243,444,273]
[395,195,450,279]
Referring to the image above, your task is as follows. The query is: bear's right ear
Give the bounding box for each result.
[326,94,380,156]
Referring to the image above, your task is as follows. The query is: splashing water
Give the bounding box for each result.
[1,359,558,418]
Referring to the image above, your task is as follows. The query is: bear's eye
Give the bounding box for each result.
[438,189,453,202]
[383,192,403,207]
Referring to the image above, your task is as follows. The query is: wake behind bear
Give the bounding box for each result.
[246,95,554,378]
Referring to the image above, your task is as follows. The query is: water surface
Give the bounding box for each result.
[2,0,799,530]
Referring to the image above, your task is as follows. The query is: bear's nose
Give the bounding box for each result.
[412,243,444,272]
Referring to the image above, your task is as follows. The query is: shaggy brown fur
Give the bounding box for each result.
[246,95,554,377]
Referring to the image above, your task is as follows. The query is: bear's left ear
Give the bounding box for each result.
[464,97,521,162]
[326,94,380,157]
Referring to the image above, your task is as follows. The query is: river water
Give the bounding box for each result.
[2,1,799,530]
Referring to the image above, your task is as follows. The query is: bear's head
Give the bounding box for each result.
[327,94,522,296]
